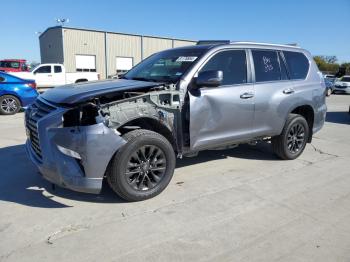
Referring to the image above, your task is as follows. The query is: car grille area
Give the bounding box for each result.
[26,98,57,160]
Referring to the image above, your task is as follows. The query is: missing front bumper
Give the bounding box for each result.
[26,123,126,194]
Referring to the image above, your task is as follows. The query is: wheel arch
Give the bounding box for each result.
[289,104,315,143]
[75,79,88,83]
[116,116,177,152]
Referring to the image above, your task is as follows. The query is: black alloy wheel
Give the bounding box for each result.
[286,123,305,154]
[125,145,167,191]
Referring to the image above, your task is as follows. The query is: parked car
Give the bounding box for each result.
[0,72,38,115]
[25,41,327,201]
[10,64,100,88]
[323,74,335,79]
[334,75,350,94]
[324,78,335,96]
[0,59,29,73]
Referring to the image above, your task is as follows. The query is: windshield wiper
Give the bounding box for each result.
[129,77,159,82]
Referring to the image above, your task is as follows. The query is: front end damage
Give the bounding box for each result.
[25,84,182,194]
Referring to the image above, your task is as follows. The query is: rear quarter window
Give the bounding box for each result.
[283,51,309,80]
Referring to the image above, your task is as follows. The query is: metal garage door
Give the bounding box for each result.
[75,55,96,72]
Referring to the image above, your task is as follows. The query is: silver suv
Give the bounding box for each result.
[25,41,327,201]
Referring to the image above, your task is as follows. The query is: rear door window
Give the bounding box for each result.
[283,51,309,79]
[252,50,281,82]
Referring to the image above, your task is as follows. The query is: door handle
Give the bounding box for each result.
[240,92,254,99]
[48,75,52,77]
[283,88,295,94]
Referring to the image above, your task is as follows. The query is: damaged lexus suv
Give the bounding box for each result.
[25,41,327,201]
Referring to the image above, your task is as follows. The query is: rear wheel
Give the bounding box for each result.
[107,129,176,201]
[272,114,309,160]
[0,95,21,115]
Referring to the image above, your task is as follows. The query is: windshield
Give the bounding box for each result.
[0,61,20,68]
[340,77,350,82]
[124,48,206,83]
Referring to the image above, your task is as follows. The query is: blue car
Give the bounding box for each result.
[0,72,38,115]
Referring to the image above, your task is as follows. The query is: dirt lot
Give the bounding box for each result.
[0,95,349,262]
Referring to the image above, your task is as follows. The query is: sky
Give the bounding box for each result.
[1,0,349,63]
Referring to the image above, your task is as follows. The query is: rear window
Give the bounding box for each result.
[283,51,309,80]
[54,66,62,73]
[252,50,281,82]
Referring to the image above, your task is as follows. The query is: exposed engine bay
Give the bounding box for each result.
[62,83,186,153]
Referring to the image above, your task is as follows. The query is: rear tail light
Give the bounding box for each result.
[27,82,37,89]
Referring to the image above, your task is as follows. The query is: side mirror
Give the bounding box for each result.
[195,70,223,88]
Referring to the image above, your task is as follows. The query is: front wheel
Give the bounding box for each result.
[107,129,176,201]
[272,114,309,160]
[0,95,21,115]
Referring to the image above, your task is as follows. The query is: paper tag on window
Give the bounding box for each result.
[176,56,198,62]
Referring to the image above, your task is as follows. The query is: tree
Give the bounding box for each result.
[340,63,350,75]
[323,56,337,64]
[313,56,339,74]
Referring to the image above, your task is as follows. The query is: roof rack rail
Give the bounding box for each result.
[229,41,301,48]
[196,40,301,48]
[196,40,230,45]
[285,43,298,46]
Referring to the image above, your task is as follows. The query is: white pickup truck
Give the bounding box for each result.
[11,63,100,88]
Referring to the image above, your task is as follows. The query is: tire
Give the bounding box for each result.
[75,79,88,83]
[107,129,176,201]
[272,114,309,160]
[0,95,21,115]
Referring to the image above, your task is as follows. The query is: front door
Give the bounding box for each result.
[189,49,255,151]
[33,65,53,87]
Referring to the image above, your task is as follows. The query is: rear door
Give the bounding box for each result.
[33,65,53,87]
[251,49,295,136]
[189,49,255,151]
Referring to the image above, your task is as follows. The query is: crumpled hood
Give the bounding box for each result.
[40,79,159,104]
